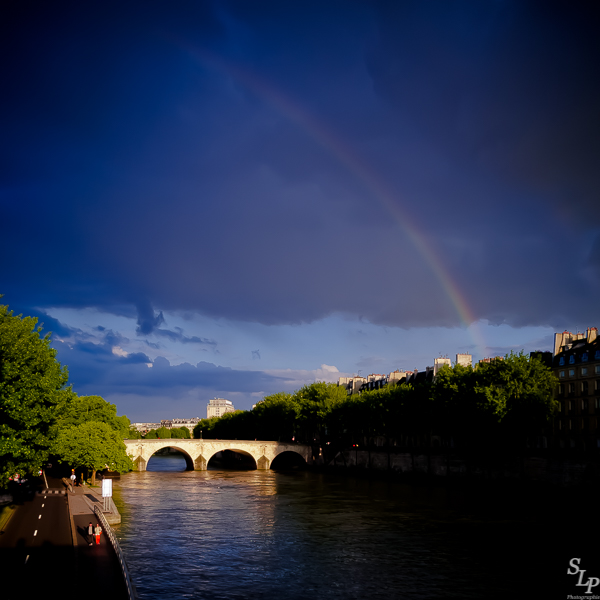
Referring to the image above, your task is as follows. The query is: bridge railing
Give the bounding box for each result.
[94,505,138,600]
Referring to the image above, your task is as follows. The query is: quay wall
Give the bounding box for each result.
[328,449,595,487]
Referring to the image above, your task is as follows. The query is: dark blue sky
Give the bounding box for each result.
[2,1,599,420]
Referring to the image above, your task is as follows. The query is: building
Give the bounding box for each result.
[207,398,235,419]
[337,376,367,395]
[433,357,451,376]
[160,417,201,432]
[552,327,600,449]
[131,422,161,434]
[456,353,472,368]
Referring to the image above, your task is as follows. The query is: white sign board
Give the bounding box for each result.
[102,478,113,498]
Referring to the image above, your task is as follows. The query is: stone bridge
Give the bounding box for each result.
[124,439,313,471]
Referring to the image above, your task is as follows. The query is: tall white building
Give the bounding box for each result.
[433,357,451,376]
[207,398,235,418]
[456,353,473,368]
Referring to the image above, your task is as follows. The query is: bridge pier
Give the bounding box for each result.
[257,456,271,470]
[133,456,147,472]
[194,455,207,471]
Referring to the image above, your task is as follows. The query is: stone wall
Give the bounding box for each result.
[329,449,596,487]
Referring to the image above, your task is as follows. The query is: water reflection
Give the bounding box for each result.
[113,457,557,599]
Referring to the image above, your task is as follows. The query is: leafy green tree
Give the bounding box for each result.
[253,392,298,441]
[193,417,219,438]
[56,394,130,439]
[127,427,142,439]
[475,351,558,444]
[294,382,347,443]
[0,303,73,486]
[170,426,191,439]
[154,426,171,439]
[54,420,133,484]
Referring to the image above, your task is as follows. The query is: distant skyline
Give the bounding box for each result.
[2,1,598,421]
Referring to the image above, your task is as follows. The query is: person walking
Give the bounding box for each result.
[70,469,76,491]
[94,524,102,545]
[88,522,94,546]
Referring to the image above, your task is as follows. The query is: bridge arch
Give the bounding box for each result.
[146,445,195,471]
[206,448,258,470]
[270,449,308,470]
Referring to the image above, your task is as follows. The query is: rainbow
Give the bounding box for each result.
[188,48,488,359]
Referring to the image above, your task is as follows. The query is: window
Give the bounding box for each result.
[559,384,564,395]
[583,353,589,362]
[559,356,565,366]
[583,381,589,394]
[582,367,588,375]
[596,350,600,359]
[569,355,575,364]
[596,365,600,374]
[569,369,575,377]
[560,371,565,378]
[583,399,589,412]
[568,400,573,411]
[569,383,575,395]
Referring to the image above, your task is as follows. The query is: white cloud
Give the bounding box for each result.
[263,364,347,388]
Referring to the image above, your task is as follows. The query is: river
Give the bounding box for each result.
[112,454,563,599]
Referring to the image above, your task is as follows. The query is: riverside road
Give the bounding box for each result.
[0,476,129,600]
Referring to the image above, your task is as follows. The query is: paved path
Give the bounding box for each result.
[0,477,130,600]
[68,484,130,600]
[0,485,74,600]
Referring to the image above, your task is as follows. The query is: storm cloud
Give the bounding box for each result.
[1,1,598,415]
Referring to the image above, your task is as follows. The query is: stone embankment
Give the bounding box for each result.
[328,449,597,487]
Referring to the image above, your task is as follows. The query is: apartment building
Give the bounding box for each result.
[553,327,600,449]
[207,398,235,418]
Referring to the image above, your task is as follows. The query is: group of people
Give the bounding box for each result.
[87,522,102,546]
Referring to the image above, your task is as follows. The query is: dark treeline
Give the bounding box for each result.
[194,352,558,460]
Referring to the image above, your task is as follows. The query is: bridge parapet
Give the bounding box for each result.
[124,439,312,471]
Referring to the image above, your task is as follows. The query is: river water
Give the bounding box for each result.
[112,455,561,599]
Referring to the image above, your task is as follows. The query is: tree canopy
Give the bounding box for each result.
[56,394,130,439]
[0,303,73,486]
[54,421,133,479]
[192,355,557,452]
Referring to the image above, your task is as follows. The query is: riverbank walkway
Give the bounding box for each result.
[0,478,131,600]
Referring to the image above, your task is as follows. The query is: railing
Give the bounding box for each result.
[94,505,137,600]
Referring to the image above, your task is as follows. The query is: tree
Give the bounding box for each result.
[54,421,133,485]
[0,303,73,486]
[127,427,142,439]
[170,426,191,439]
[253,392,298,441]
[56,394,130,439]
[475,351,558,444]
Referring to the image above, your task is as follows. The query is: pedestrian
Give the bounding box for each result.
[70,469,76,490]
[88,522,94,546]
[94,524,102,545]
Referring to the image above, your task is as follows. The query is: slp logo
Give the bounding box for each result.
[568,558,600,594]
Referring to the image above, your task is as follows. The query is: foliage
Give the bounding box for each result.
[170,426,191,439]
[0,303,73,486]
[432,352,558,448]
[193,353,558,452]
[56,394,131,439]
[193,411,254,439]
[54,420,133,475]
[127,427,142,439]
[145,426,171,439]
